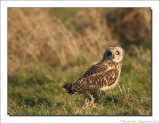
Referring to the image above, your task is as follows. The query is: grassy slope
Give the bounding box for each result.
[8,8,151,115]
[8,46,151,115]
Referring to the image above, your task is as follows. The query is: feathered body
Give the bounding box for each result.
[63,46,124,95]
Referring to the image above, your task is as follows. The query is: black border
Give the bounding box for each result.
[1,0,160,1]
[0,1,1,124]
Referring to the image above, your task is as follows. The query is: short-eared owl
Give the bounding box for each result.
[63,46,124,97]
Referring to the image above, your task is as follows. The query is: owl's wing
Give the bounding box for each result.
[73,63,119,92]
[105,69,119,86]
[81,62,107,78]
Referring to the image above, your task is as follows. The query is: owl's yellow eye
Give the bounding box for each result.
[107,51,112,56]
[115,51,119,55]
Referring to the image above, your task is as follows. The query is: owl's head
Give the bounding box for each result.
[102,46,124,63]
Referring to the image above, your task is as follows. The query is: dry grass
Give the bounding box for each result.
[8,8,82,75]
[8,8,151,76]
[106,8,151,45]
[67,8,117,56]
[8,8,115,75]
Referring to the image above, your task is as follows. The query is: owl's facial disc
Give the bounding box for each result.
[103,46,124,63]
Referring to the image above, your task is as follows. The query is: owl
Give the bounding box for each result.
[63,46,124,99]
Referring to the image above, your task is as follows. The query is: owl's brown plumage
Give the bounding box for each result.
[63,46,124,95]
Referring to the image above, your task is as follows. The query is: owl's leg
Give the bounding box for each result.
[88,94,95,103]
[90,90,99,102]
[84,92,95,102]
[83,92,96,109]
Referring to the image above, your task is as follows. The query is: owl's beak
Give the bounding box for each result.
[111,55,115,62]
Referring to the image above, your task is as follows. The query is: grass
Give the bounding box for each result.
[8,46,151,115]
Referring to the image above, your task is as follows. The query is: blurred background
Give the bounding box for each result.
[8,8,151,115]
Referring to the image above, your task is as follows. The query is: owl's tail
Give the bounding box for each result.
[63,83,78,95]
